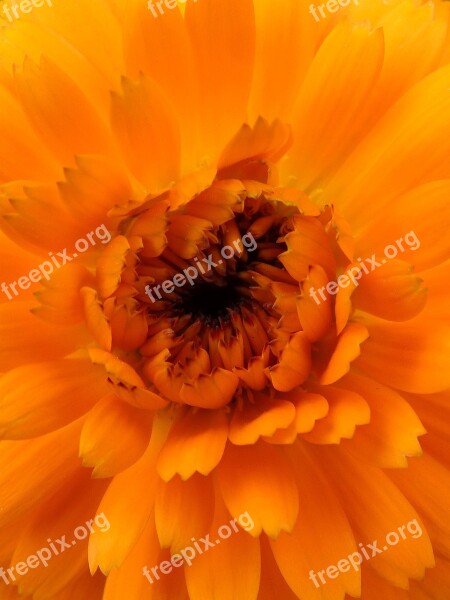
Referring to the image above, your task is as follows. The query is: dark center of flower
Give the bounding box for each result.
[174,280,248,327]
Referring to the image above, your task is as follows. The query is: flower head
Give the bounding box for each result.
[1,0,450,599]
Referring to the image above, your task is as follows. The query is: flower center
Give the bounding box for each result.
[89,180,337,407]
[175,280,248,327]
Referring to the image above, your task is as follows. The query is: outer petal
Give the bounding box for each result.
[79,394,152,478]
[257,535,299,600]
[302,386,370,445]
[355,180,450,272]
[319,322,369,386]
[216,441,299,538]
[285,23,384,188]
[123,0,200,173]
[271,442,360,600]
[155,473,214,553]
[0,421,83,527]
[249,0,318,122]
[157,408,228,481]
[352,259,427,322]
[88,415,170,574]
[338,373,425,468]
[103,513,189,600]
[14,57,113,166]
[0,300,88,370]
[185,492,261,600]
[390,452,450,562]
[324,65,450,228]
[354,314,450,393]
[0,84,59,182]
[0,359,108,439]
[185,0,255,159]
[10,472,107,598]
[110,75,180,192]
[316,446,435,588]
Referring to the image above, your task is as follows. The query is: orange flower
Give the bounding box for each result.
[0,0,450,599]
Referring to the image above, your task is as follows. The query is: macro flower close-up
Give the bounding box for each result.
[0,0,450,598]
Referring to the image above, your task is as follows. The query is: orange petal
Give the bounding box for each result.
[0,359,108,439]
[338,373,425,468]
[166,214,212,259]
[269,331,311,392]
[319,322,369,385]
[358,564,409,600]
[354,314,450,393]
[89,348,168,410]
[297,265,332,342]
[88,415,170,575]
[180,369,239,409]
[0,299,88,371]
[325,65,450,227]
[103,511,189,600]
[279,216,336,282]
[363,1,448,137]
[129,202,168,259]
[59,154,132,226]
[95,235,131,299]
[81,287,112,351]
[185,492,261,600]
[271,442,360,600]
[15,56,113,165]
[218,117,292,171]
[110,304,148,352]
[410,557,450,600]
[0,421,83,528]
[352,258,427,322]
[303,386,370,445]
[216,441,299,538]
[0,84,59,181]
[286,23,383,188]
[263,392,329,445]
[294,391,330,434]
[123,0,200,173]
[110,75,180,192]
[80,394,152,478]
[185,0,255,159]
[317,446,435,588]
[234,352,269,392]
[1,182,82,251]
[186,180,245,226]
[157,408,228,481]
[257,535,299,600]
[356,180,450,272]
[229,396,296,445]
[32,263,94,325]
[249,0,316,123]
[47,571,105,600]
[155,473,214,554]
[390,452,450,563]
[10,472,107,598]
